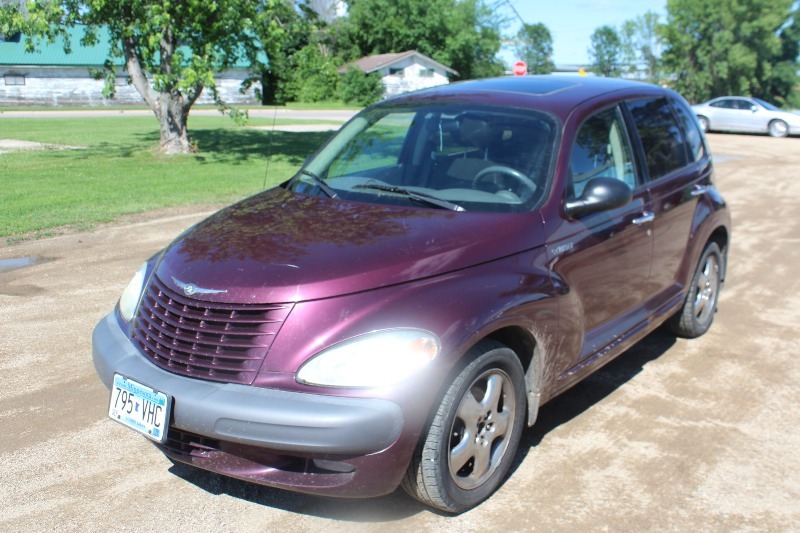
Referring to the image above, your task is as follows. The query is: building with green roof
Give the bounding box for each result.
[0,26,259,106]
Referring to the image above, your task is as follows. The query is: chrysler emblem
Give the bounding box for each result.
[172,277,228,297]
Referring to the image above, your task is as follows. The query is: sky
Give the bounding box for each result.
[499,0,667,67]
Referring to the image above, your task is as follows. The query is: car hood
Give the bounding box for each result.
[155,188,544,303]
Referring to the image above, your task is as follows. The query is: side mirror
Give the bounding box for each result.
[751,105,758,113]
[565,177,633,218]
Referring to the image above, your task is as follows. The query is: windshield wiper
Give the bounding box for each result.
[294,169,338,198]
[353,184,465,211]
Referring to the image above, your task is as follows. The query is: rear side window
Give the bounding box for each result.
[672,98,706,162]
[711,99,735,109]
[627,98,688,180]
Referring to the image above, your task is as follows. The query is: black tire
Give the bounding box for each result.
[698,116,710,133]
[768,119,789,138]
[402,340,526,513]
[669,241,723,338]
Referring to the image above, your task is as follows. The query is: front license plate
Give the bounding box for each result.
[108,374,171,443]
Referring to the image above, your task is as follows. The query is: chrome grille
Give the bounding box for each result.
[133,275,292,384]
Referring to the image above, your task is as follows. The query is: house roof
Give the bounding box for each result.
[0,27,120,67]
[345,51,457,76]
[0,26,257,69]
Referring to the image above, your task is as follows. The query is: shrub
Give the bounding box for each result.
[337,67,384,106]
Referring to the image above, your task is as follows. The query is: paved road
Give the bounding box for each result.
[1,134,799,530]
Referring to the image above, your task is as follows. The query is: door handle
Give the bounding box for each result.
[632,212,655,225]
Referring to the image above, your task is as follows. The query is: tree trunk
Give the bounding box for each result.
[157,91,193,154]
[121,35,201,155]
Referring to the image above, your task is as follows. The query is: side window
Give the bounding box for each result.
[711,99,734,109]
[627,97,688,180]
[570,106,636,197]
[672,98,706,162]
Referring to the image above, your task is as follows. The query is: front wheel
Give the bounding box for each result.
[402,340,526,513]
[669,241,723,338]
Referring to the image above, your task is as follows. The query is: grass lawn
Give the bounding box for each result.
[0,101,360,112]
[0,115,337,241]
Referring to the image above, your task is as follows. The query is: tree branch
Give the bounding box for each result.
[121,36,158,112]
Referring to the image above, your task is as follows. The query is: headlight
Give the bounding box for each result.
[296,329,440,388]
[118,262,148,322]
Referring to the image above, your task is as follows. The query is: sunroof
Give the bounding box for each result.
[464,77,580,96]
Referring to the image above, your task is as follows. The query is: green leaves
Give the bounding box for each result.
[662,0,797,104]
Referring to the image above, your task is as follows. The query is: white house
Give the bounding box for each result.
[344,51,457,98]
[0,28,259,107]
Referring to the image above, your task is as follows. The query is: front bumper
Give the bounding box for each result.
[93,312,411,496]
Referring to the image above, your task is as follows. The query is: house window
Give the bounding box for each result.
[0,32,22,43]
[4,74,26,86]
[419,68,434,78]
[389,67,404,78]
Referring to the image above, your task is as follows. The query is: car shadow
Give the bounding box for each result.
[167,461,424,520]
[510,327,678,471]
[187,129,334,165]
[168,327,678,520]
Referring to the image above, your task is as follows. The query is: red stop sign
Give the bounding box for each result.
[513,60,527,76]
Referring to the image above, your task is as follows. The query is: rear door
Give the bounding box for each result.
[626,96,711,307]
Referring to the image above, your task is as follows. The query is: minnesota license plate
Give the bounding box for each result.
[108,374,170,443]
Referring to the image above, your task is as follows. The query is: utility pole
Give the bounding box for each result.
[505,0,525,27]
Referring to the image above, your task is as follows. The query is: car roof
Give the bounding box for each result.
[384,75,669,121]
[710,96,753,101]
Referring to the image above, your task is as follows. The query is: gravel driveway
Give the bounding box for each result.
[1,134,799,531]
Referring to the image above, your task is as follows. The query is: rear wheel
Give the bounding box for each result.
[669,241,723,338]
[768,119,789,138]
[402,340,526,513]
[697,116,710,132]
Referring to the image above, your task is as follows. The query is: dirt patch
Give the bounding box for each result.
[0,138,85,154]
[1,134,800,530]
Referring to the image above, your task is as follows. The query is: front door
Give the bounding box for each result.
[549,105,654,363]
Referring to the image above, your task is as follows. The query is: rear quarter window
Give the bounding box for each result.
[627,97,689,180]
[671,98,706,162]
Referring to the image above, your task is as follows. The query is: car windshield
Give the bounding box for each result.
[287,104,558,213]
[753,98,780,111]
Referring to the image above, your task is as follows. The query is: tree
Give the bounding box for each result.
[442,0,505,79]
[256,0,326,105]
[337,67,384,106]
[764,2,800,106]
[619,12,663,82]
[589,25,622,77]
[0,0,267,154]
[288,40,341,102]
[339,0,504,80]
[660,0,796,104]
[514,22,554,74]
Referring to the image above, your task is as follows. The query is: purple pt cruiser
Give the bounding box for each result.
[93,76,731,513]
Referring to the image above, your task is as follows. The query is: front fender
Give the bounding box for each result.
[260,248,559,431]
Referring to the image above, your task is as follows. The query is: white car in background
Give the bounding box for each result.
[692,96,800,138]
